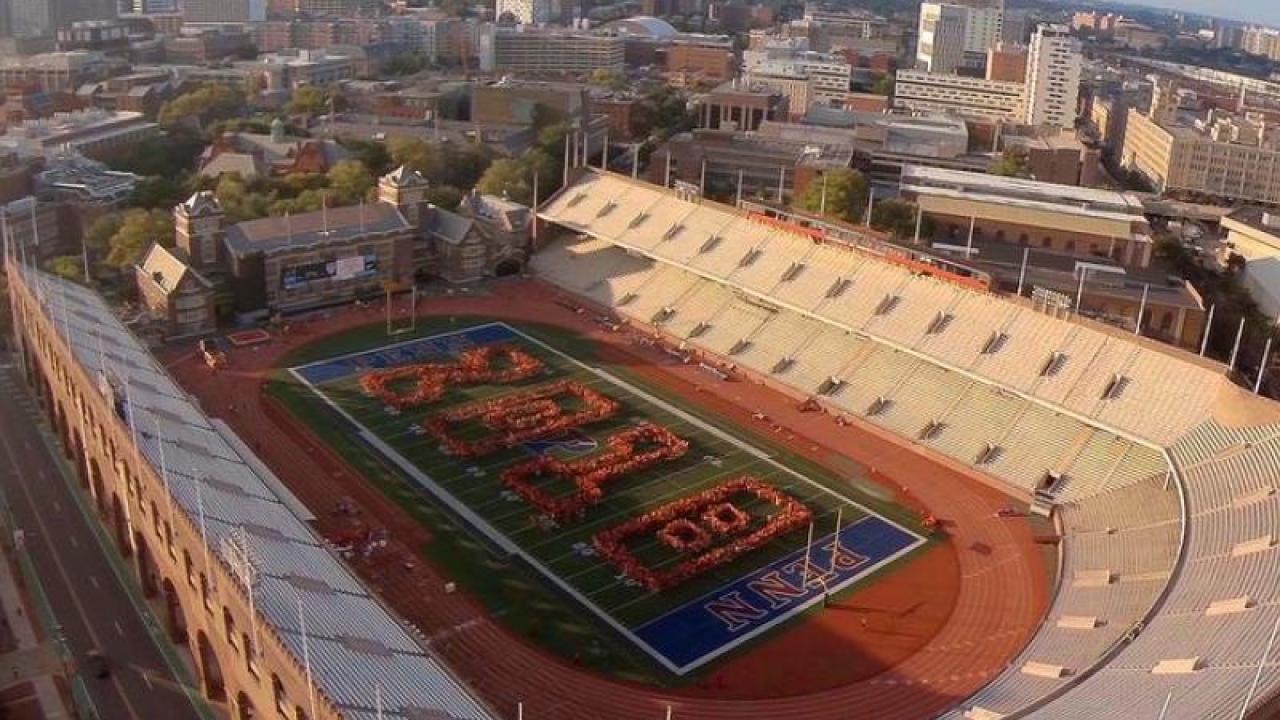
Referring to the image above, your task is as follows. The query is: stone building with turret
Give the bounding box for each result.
[136,166,532,322]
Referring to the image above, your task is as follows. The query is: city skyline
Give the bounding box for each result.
[1128,0,1280,26]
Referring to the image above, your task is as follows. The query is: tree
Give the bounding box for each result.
[327,160,375,204]
[287,85,340,117]
[388,137,435,175]
[83,214,124,256]
[793,169,868,223]
[105,209,174,269]
[340,138,393,176]
[105,134,205,178]
[425,185,464,210]
[214,173,272,221]
[475,159,531,204]
[870,199,928,239]
[130,176,188,210]
[158,85,246,132]
[871,74,895,96]
[589,69,627,90]
[992,148,1029,177]
[44,255,85,283]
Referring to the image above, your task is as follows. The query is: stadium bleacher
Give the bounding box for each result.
[535,171,1280,719]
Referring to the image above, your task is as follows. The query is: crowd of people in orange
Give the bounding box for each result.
[426,380,621,458]
[359,346,545,409]
[594,477,813,592]
[501,423,690,521]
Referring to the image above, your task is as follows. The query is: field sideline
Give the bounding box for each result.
[279,319,931,676]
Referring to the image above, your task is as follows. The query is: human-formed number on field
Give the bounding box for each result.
[363,346,816,594]
[426,380,622,458]
[500,422,691,522]
[593,476,813,592]
[358,345,545,409]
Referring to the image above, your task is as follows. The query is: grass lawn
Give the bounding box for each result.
[269,316,933,683]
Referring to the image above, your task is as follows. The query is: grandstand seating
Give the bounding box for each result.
[536,171,1280,719]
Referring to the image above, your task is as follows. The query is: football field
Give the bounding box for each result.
[287,321,927,674]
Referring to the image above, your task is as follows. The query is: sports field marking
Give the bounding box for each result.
[288,321,927,674]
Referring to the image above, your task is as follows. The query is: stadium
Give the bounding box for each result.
[10,167,1280,720]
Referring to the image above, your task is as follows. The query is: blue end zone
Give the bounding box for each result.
[292,323,517,385]
[634,516,924,673]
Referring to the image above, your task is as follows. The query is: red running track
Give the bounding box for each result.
[164,280,1051,720]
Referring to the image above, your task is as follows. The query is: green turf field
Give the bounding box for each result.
[273,318,930,680]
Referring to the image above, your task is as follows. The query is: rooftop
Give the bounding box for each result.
[223,202,411,255]
[14,266,494,720]
[901,165,1147,221]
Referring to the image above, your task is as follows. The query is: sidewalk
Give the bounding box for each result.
[0,541,70,719]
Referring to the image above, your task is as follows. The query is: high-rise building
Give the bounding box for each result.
[1023,23,1081,128]
[181,0,265,22]
[916,0,1003,74]
[495,0,560,25]
[916,3,966,73]
[9,0,53,37]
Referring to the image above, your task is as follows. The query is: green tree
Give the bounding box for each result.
[106,134,205,178]
[328,160,375,204]
[340,138,393,176]
[288,85,343,117]
[388,137,435,175]
[870,199,928,239]
[105,209,174,269]
[871,74,895,96]
[589,69,627,90]
[130,176,188,209]
[475,158,531,204]
[44,255,85,283]
[425,185,463,210]
[794,169,868,223]
[158,85,246,132]
[992,148,1029,177]
[83,214,124,256]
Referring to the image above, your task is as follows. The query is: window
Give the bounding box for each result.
[200,573,212,612]
[272,675,288,716]
[184,551,194,589]
[243,633,259,678]
[223,607,237,647]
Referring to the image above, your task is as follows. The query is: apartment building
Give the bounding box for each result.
[893,68,1023,121]
[917,0,1003,74]
[1022,23,1081,128]
[480,26,624,74]
[1123,106,1280,205]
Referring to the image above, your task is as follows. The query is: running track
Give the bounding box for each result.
[165,280,1050,720]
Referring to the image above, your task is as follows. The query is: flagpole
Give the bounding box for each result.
[864,186,874,227]
[801,520,815,586]
[1255,336,1272,394]
[1016,246,1029,296]
[154,417,175,542]
[735,169,744,207]
[631,143,639,179]
[1229,316,1246,371]
[1200,304,1215,357]
[829,507,843,574]
[1135,283,1149,335]
[298,592,316,720]
[531,170,539,246]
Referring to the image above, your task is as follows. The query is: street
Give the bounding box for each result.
[0,360,211,720]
